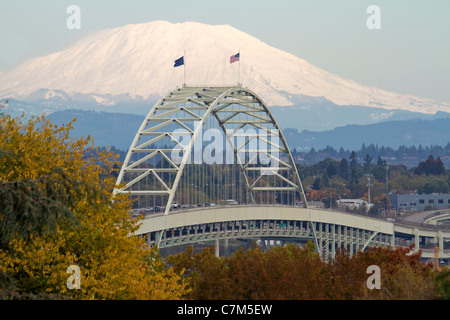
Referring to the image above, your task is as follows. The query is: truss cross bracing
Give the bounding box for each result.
[113,86,308,215]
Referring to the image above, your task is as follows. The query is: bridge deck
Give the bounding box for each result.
[133,205,450,261]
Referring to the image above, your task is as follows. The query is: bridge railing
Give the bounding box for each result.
[130,202,399,221]
[394,219,450,231]
[328,205,450,230]
[130,202,450,232]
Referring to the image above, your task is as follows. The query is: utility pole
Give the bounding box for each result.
[329,190,332,209]
[385,162,389,195]
[365,174,372,205]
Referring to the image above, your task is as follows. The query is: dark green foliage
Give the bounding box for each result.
[434,268,450,300]
[338,158,349,180]
[0,167,102,250]
[418,179,450,194]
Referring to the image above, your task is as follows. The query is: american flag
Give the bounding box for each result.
[230,53,240,64]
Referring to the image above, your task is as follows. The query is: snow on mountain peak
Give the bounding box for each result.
[0,20,449,114]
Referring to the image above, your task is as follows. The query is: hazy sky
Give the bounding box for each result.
[1,0,449,102]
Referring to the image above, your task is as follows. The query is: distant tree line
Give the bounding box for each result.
[295,149,450,215]
[100,143,450,213]
[293,143,450,168]
[102,142,450,169]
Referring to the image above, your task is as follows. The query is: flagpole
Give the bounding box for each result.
[238,50,241,86]
[184,50,186,87]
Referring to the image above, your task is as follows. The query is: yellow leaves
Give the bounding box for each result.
[0,110,188,299]
[0,234,75,295]
[1,114,84,182]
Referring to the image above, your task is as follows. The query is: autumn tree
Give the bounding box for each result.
[329,246,432,299]
[168,242,439,300]
[415,155,446,176]
[168,242,330,300]
[366,247,434,299]
[225,242,329,300]
[368,194,391,215]
[0,102,187,299]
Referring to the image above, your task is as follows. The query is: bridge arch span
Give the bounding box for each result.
[114,86,307,215]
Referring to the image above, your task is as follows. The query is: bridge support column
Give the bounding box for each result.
[331,224,336,260]
[355,229,360,252]
[348,227,354,256]
[414,228,420,253]
[215,238,220,257]
[438,231,444,259]
[224,237,229,256]
[337,225,342,254]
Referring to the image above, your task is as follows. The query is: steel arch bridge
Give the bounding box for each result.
[113,85,399,259]
[114,85,308,214]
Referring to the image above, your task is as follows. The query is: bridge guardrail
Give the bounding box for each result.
[133,204,446,227]
[131,203,450,233]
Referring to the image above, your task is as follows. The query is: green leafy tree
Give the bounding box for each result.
[434,268,450,300]
[338,158,349,180]
[349,151,358,170]
[418,179,450,194]
[363,154,373,173]
[312,177,321,190]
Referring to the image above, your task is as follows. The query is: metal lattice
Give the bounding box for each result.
[113,86,308,215]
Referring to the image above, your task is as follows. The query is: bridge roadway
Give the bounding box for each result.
[134,205,450,261]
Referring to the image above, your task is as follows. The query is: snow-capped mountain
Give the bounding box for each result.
[1,20,449,116]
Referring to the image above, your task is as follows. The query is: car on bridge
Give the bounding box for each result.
[222,199,238,205]
[181,204,196,209]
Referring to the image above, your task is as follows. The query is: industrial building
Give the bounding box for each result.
[388,193,450,212]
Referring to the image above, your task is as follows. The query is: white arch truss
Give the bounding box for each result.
[113,86,308,215]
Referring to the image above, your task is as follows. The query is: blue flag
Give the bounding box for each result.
[174,56,184,67]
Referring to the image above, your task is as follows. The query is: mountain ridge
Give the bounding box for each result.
[1,20,449,116]
[46,109,450,152]
[284,117,450,151]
